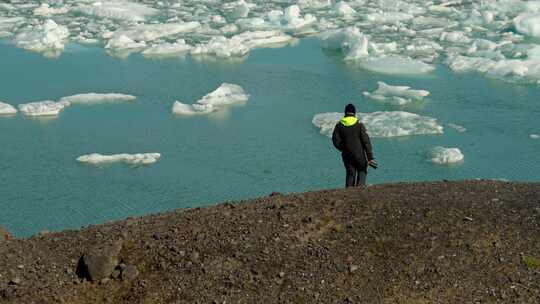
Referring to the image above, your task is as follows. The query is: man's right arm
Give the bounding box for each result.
[359,123,374,160]
[332,124,343,151]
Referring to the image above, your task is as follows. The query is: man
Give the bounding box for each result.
[332,103,376,187]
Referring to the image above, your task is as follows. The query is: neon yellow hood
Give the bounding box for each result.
[340,116,358,126]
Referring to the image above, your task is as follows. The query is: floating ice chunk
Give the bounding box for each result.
[172,83,249,115]
[18,101,70,116]
[333,2,356,17]
[105,22,200,52]
[365,12,414,24]
[530,134,539,139]
[514,13,540,38]
[231,0,251,19]
[192,30,292,58]
[58,93,136,105]
[75,1,158,22]
[13,20,69,56]
[429,146,464,165]
[33,3,68,16]
[363,82,429,105]
[0,101,17,115]
[282,5,317,31]
[77,153,161,166]
[358,56,435,74]
[142,40,192,57]
[312,111,443,138]
[448,123,466,132]
[298,0,331,9]
[440,31,470,43]
[321,27,369,60]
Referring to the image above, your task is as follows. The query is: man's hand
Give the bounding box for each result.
[368,159,378,169]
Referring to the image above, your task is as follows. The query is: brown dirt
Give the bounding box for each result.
[1,180,540,303]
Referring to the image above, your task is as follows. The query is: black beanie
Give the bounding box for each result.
[344,103,356,115]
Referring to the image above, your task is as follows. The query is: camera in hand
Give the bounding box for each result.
[369,160,378,169]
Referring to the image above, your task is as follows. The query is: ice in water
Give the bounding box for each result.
[0,101,17,115]
[77,153,161,166]
[59,93,136,105]
[18,100,70,116]
[429,147,464,165]
[312,111,444,138]
[363,82,429,105]
[173,83,249,116]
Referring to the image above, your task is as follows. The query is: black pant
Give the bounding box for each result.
[342,154,367,187]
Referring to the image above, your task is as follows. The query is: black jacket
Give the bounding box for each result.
[332,115,374,168]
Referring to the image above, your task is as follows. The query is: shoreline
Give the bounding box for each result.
[1,180,540,303]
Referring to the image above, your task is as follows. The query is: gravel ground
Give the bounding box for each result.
[1,180,539,303]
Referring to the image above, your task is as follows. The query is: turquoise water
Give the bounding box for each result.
[1,38,539,237]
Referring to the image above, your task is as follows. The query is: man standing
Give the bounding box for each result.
[332,103,376,187]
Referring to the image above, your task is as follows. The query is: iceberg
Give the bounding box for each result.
[0,101,17,115]
[321,28,369,60]
[514,13,540,38]
[142,40,193,57]
[58,93,136,104]
[363,82,429,105]
[75,1,158,22]
[172,83,249,115]
[312,111,444,138]
[448,123,466,132]
[530,134,539,139]
[13,20,69,56]
[358,56,435,74]
[18,101,70,116]
[429,146,464,165]
[77,153,161,166]
[33,4,68,16]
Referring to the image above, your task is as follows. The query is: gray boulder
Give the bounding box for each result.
[78,240,123,282]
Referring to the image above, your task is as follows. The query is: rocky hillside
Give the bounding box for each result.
[1,181,540,303]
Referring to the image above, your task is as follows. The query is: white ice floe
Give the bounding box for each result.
[358,56,435,74]
[142,40,192,57]
[448,123,467,132]
[429,146,464,165]
[13,20,69,56]
[0,101,17,115]
[363,81,429,105]
[514,13,540,38]
[192,30,292,58]
[530,134,540,139]
[312,111,443,138]
[18,101,70,116]
[172,83,249,115]
[77,153,161,166]
[58,93,136,105]
[105,22,200,52]
[33,4,68,17]
[321,27,369,60]
[75,1,158,22]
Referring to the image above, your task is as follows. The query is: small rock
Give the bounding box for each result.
[111,269,121,279]
[278,271,285,278]
[0,226,12,241]
[349,265,359,273]
[121,265,139,281]
[190,251,200,262]
[269,192,282,197]
[99,278,110,285]
[8,277,21,285]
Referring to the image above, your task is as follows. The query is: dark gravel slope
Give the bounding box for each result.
[1,180,540,303]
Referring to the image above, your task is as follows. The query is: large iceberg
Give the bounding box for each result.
[363,82,430,105]
[18,101,70,116]
[0,101,17,115]
[75,1,158,22]
[172,83,249,115]
[312,111,444,138]
[59,93,136,104]
[358,56,435,74]
[77,153,161,166]
[429,146,464,165]
[13,20,69,56]
[514,13,540,38]
[321,27,369,60]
